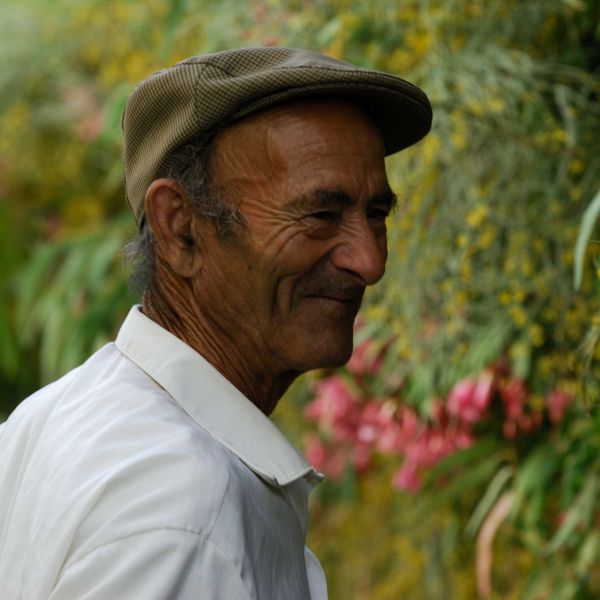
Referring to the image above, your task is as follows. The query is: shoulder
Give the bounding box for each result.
[57,362,241,560]
[2,342,241,563]
[61,385,248,578]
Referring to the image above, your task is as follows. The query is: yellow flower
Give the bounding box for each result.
[529,324,544,347]
[3,104,28,132]
[421,134,440,165]
[486,97,505,114]
[569,159,585,175]
[569,186,582,201]
[519,260,533,277]
[530,393,544,411]
[510,306,528,327]
[388,48,411,73]
[478,226,497,250]
[513,290,526,303]
[446,320,462,335]
[466,204,489,229]
[510,341,530,364]
[405,30,433,58]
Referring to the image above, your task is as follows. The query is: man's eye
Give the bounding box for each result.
[368,207,390,220]
[310,211,338,222]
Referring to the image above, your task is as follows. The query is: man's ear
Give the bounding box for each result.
[144,178,202,277]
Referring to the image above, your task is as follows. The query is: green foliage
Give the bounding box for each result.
[575,188,600,290]
[15,215,136,386]
[1,216,136,411]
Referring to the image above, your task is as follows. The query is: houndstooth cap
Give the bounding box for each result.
[122,46,433,224]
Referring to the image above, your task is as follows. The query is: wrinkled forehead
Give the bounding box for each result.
[210,97,386,179]
[206,97,390,212]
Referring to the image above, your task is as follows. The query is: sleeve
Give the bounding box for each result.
[49,528,252,600]
[304,546,328,600]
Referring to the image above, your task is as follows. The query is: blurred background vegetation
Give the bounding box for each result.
[1,0,599,597]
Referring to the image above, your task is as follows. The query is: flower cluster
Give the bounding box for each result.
[304,341,574,493]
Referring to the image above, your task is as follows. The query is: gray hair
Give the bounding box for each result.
[125,132,246,296]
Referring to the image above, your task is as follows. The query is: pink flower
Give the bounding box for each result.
[354,402,387,444]
[324,449,347,480]
[376,418,405,454]
[356,420,379,444]
[352,443,372,472]
[447,370,494,424]
[500,377,527,420]
[393,463,421,493]
[400,406,419,437]
[304,434,349,480]
[503,420,517,439]
[304,376,357,429]
[545,390,573,423]
[304,434,328,471]
[405,432,439,467]
[347,338,384,376]
[404,424,473,469]
[373,405,421,455]
[518,413,533,433]
[453,428,475,449]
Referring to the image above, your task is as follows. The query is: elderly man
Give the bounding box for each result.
[0,48,431,599]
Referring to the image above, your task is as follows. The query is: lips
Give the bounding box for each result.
[318,295,358,304]
[294,267,366,310]
[305,286,365,307]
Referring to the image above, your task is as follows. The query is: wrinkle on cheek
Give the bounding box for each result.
[250,225,328,286]
[245,205,305,247]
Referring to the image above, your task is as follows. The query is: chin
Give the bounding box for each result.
[278,321,355,372]
[326,343,354,368]
[303,336,355,371]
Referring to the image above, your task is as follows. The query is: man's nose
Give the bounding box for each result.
[329,223,387,285]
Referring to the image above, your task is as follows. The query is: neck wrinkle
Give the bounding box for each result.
[142,270,295,416]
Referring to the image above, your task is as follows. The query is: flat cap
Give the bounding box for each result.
[123,46,432,224]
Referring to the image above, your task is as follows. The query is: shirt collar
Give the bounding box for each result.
[115,306,323,489]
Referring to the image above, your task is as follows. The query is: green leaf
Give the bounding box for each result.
[576,530,600,577]
[512,444,558,523]
[315,17,342,48]
[546,471,599,553]
[429,439,501,477]
[99,83,131,145]
[459,317,513,378]
[16,242,63,336]
[466,465,513,537]
[428,447,505,504]
[574,188,600,290]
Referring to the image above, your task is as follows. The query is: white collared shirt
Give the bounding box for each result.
[0,307,327,599]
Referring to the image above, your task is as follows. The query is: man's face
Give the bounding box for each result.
[193,98,393,377]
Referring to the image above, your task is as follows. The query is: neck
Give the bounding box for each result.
[142,268,297,415]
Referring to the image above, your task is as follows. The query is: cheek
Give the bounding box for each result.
[194,239,255,300]
[252,221,329,277]
[277,238,334,284]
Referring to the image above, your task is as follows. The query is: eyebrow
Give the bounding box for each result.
[285,188,398,212]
